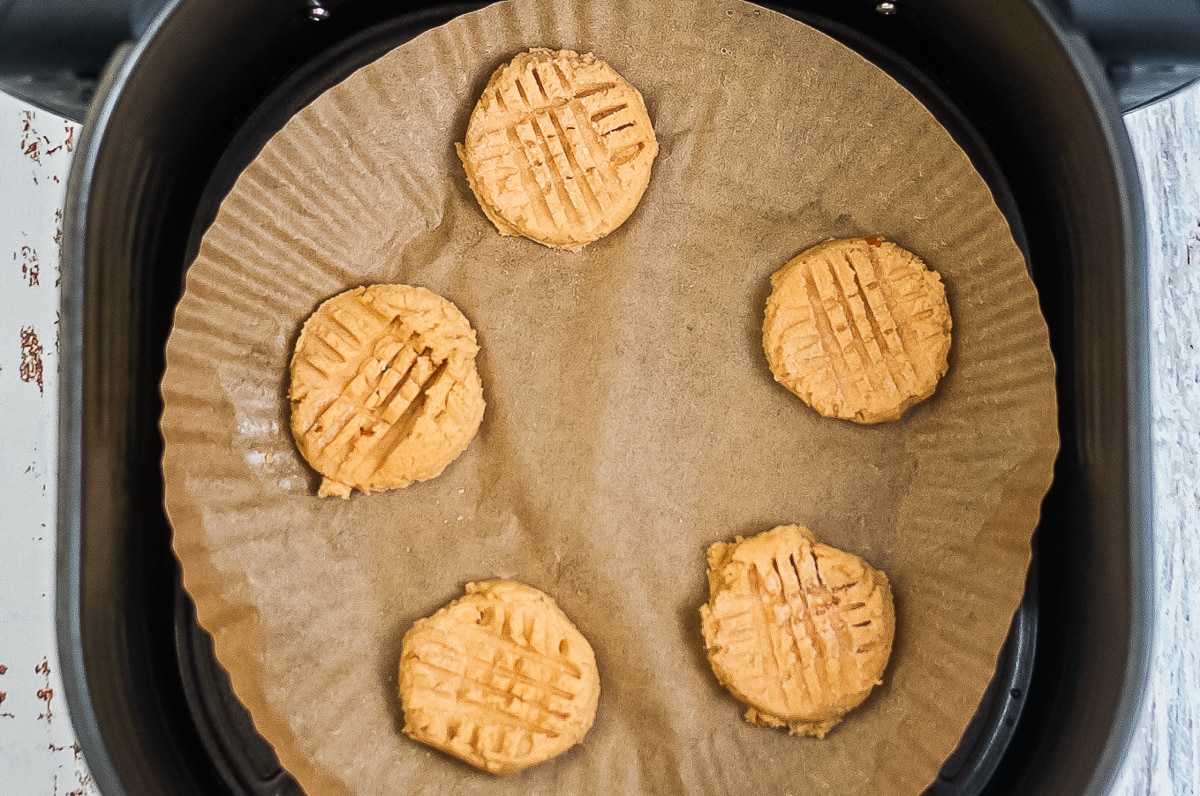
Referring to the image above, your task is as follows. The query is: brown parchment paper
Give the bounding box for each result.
[160,0,1060,793]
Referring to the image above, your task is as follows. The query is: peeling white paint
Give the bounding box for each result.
[0,90,97,795]
[1112,81,1200,796]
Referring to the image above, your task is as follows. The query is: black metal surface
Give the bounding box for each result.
[175,590,303,796]
[1050,0,1200,110]
[914,8,1152,796]
[0,0,174,120]
[6,0,1199,117]
[930,560,1038,795]
[57,1,1150,795]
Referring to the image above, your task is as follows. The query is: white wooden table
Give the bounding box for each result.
[0,78,1195,795]
[1111,86,1200,795]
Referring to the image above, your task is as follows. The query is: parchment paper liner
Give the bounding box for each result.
[160,0,1059,793]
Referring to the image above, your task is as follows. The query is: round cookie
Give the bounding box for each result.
[762,237,952,424]
[399,580,601,774]
[288,284,484,498]
[457,48,659,250]
[699,525,894,738]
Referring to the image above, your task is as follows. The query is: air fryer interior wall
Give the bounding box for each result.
[57,2,1148,795]
[3,0,1196,119]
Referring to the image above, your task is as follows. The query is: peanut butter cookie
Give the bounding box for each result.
[763,237,952,424]
[458,48,658,250]
[399,580,601,773]
[699,525,894,738]
[288,284,484,498]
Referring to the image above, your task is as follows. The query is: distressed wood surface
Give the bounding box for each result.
[1110,81,1200,795]
[0,90,97,795]
[0,76,1196,796]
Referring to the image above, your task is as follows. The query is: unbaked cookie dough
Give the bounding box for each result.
[288,284,485,498]
[699,525,895,738]
[763,237,952,424]
[457,48,658,250]
[399,580,601,773]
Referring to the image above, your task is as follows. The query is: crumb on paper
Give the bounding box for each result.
[237,417,279,437]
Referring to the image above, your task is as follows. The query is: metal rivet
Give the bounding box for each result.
[875,1,898,14]
[306,0,331,21]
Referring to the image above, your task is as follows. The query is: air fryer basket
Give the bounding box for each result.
[57,2,1149,795]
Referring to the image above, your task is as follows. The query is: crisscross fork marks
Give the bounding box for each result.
[503,124,558,230]
[800,262,854,407]
[400,581,599,773]
[482,80,619,133]
[424,634,579,707]
[299,311,453,485]
[290,284,484,498]
[298,315,412,433]
[412,657,564,735]
[701,526,895,737]
[846,251,912,397]
[364,335,421,413]
[546,108,606,218]
[345,357,449,483]
[524,111,586,227]
[416,640,575,724]
[860,243,923,384]
[559,98,621,190]
[764,238,951,423]
[748,564,792,709]
[798,550,865,690]
[505,89,635,232]
[822,257,884,398]
[771,554,823,708]
[832,254,908,401]
[302,323,426,441]
[460,50,657,249]
[462,622,584,680]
